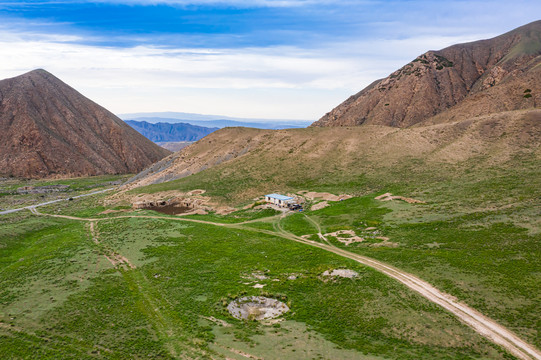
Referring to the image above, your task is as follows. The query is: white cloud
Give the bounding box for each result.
[0,27,503,119]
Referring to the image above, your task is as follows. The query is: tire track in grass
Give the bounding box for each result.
[29,207,541,360]
[30,207,208,358]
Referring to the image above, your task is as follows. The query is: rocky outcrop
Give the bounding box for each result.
[0,69,170,178]
[312,20,541,128]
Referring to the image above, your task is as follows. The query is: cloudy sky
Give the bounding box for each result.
[0,0,539,120]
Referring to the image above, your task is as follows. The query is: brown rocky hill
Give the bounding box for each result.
[120,109,540,202]
[312,21,541,128]
[0,69,170,178]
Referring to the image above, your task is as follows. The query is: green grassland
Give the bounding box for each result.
[1,207,506,359]
[1,146,540,359]
[280,195,541,349]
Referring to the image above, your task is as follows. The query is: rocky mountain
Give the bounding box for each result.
[125,120,218,142]
[120,109,541,202]
[312,20,541,128]
[0,69,170,178]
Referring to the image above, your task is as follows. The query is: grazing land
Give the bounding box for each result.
[1,166,539,359]
[2,17,541,360]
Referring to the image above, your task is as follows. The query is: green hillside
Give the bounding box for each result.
[1,108,539,359]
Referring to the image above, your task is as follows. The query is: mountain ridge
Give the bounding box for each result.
[0,69,170,178]
[312,20,541,128]
[122,116,312,130]
[125,120,218,142]
[121,109,541,200]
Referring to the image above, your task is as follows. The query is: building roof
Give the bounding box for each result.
[265,193,294,201]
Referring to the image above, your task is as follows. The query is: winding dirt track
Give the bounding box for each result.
[284,233,541,360]
[28,207,541,360]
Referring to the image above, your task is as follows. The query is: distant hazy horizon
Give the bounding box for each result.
[118,111,314,123]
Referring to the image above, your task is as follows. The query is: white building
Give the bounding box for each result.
[265,193,294,207]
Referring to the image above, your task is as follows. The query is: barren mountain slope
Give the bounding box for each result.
[123,109,541,201]
[312,20,541,128]
[0,69,170,178]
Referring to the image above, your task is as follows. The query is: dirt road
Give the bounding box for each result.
[0,188,115,215]
[28,208,541,360]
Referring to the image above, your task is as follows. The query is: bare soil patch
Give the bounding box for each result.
[215,207,236,215]
[227,296,289,321]
[311,201,329,211]
[303,192,352,201]
[375,192,426,204]
[250,272,268,280]
[325,230,364,246]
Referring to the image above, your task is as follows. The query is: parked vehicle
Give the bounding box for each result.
[288,203,303,211]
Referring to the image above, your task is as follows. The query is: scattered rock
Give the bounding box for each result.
[253,284,265,289]
[127,190,226,215]
[322,269,359,278]
[251,272,268,280]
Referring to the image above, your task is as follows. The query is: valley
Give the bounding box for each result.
[0,16,540,360]
[1,144,539,359]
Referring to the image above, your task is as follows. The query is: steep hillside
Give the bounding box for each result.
[122,109,541,202]
[0,69,170,178]
[312,20,541,128]
[125,120,218,142]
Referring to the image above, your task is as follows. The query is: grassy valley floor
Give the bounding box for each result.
[1,170,540,359]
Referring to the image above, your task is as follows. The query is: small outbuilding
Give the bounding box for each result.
[265,193,294,207]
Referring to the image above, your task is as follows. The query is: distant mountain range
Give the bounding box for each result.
[0,70,170,179]
[119,112,312,130]
[125,120,218,142]
[313,20,541,128]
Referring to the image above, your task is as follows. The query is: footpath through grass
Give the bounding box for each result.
[1,199,508,359]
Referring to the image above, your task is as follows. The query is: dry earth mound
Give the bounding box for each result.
[0,69,170,178]
[312,20,541,128]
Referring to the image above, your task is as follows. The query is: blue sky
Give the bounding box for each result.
[0,0,539,119]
